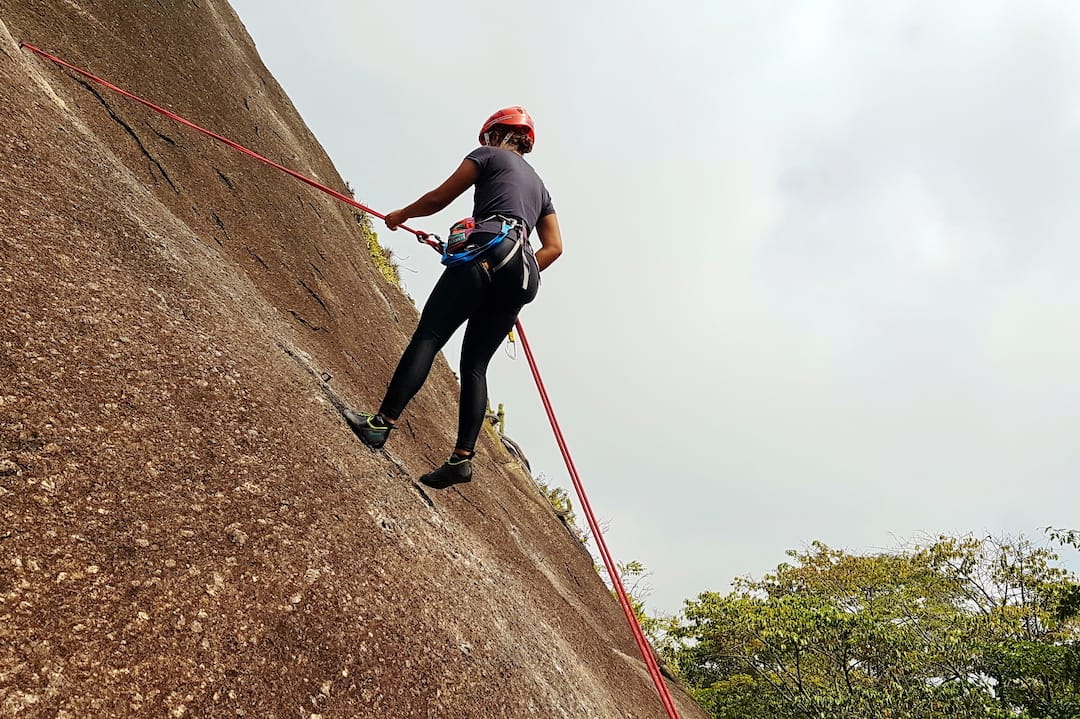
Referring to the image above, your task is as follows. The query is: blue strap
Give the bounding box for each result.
[441,218,515,267]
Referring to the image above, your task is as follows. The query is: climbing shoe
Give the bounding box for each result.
[344,409,394,449]
[419,454,473,489]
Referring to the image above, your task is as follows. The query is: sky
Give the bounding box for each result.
[229,0,1080,615]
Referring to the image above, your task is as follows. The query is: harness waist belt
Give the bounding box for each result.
[441,214,522,268]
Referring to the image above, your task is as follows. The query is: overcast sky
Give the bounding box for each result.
[229,0,1080,614]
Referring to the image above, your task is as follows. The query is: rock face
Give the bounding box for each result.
[0,2,705,718]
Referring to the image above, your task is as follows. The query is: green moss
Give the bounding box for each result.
[354,211,400,287]
[482,418,502,446]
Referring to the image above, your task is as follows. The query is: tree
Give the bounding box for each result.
[668,535,1080,719]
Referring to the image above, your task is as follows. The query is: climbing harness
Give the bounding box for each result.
[443,214,534,298]
[19,42,682,719]
[441,214,520,268]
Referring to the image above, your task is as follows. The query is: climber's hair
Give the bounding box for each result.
[488,125,534,154]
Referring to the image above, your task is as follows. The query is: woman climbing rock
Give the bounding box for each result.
[345,107,563,489]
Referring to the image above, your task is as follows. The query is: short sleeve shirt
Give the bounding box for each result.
[465,146,555,236]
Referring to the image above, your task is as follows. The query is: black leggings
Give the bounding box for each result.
[379,234,540,452]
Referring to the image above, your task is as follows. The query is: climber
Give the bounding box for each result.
[344,107,563,489]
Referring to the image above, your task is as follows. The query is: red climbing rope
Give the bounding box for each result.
[514,322,683,718]
[18,43,442,252]
[21,42,681,719]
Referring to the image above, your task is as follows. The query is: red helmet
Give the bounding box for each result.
[479,106,536,146]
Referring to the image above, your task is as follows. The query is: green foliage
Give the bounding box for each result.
[595,559,680,659]
[668,535,1080,719]
[354,211,400,287]
[616,560,658,636]
[533,475,586,544]
[545,484,574,517]
[1046,526,1080,552]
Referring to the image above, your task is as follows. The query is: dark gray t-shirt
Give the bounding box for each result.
[465,146,555,236]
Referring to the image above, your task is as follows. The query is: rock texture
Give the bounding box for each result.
[0,2,706,718]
